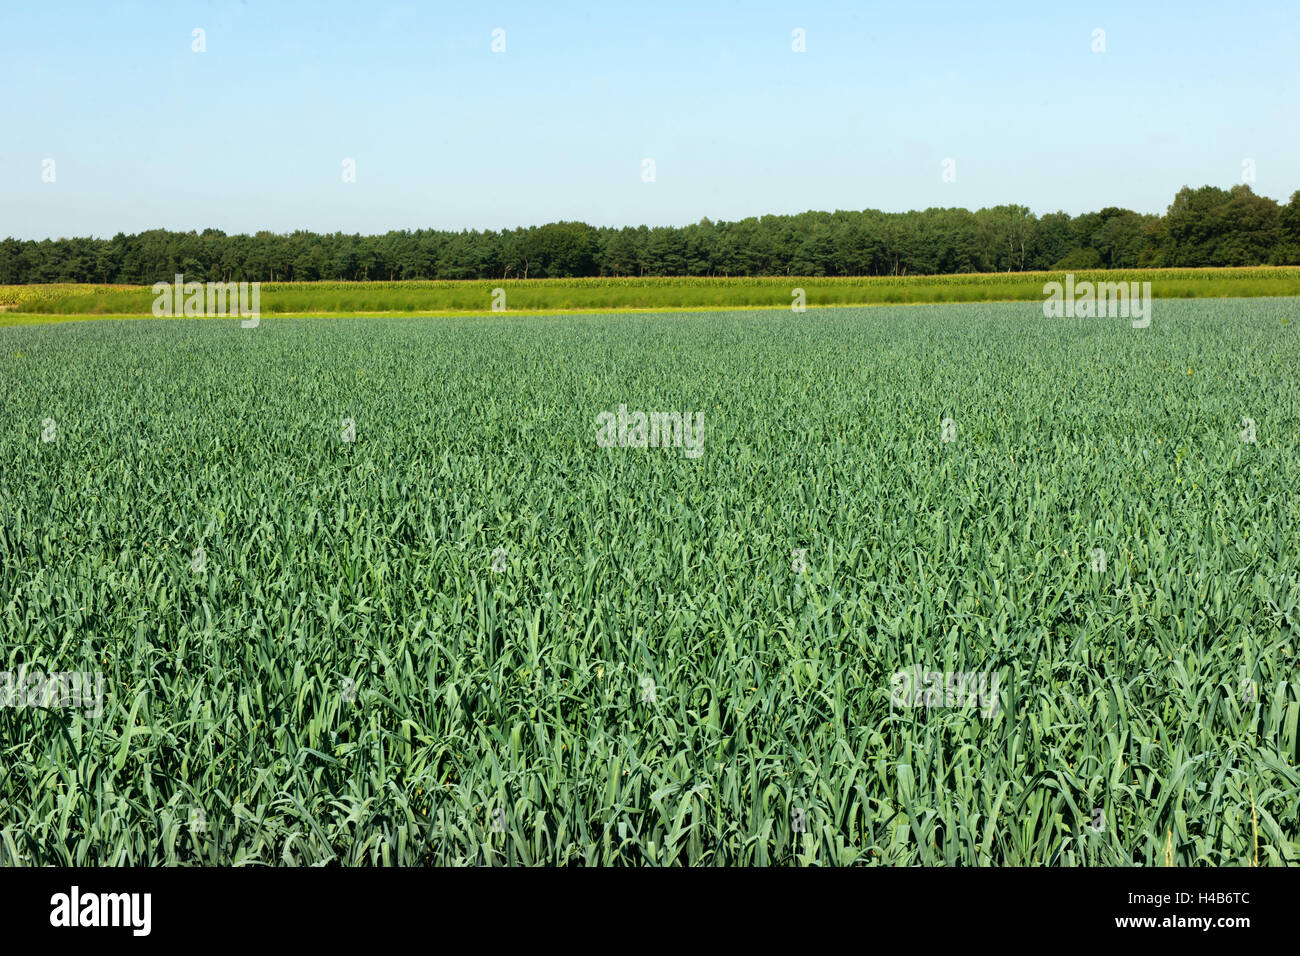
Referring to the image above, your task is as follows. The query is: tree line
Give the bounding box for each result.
[4,185,1298,285]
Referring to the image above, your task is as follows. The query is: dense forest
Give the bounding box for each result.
[4,185,1299,284]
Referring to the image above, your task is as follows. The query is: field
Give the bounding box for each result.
[1,300,1298,866]
[4,267,1300,320]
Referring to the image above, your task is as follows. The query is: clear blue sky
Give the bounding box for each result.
[2,0,1297,240]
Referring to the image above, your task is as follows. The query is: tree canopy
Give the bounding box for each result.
[4,186,1298,284]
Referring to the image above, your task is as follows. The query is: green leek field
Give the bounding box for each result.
[1,299,1298,865]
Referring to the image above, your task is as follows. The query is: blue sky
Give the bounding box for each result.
[2,0,1297,239]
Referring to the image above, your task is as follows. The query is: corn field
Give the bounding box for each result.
[4,267,1300,317]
